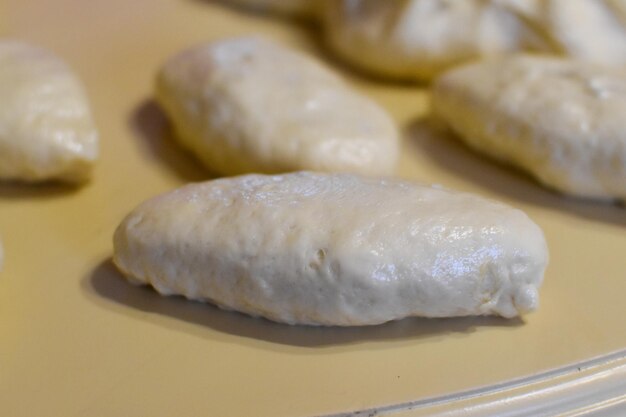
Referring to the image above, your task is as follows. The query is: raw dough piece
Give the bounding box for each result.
[432,55,626,201]
[156,37,398,176]
[0,40,98,183]
[225,0,319,18]
[323,0,549,81]
[322,0,626,81]
[113,172,548,326]
[540,0,626,67]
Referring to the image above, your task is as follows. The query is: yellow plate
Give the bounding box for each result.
[2,1,626,416]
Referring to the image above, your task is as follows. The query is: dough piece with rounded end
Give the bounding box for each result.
[225,0,319,18]
[322,0,549,81]
[113,172,549,326]
[540,0,626,67]
[156,37,399,176]
[432,55,626,201]
[0,40,98,183]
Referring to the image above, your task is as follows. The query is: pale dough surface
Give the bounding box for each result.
[156,37,399,176]
[0,40,98,182]
[323,0,550,81]
[433,55,626,201]
[323,0,626,81]
[541,0,626,67]
[113,172,548,326]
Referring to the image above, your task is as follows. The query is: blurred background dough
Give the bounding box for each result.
[322,0,550,81]
[156,37,398,176]
[433,55,626,201]
[0,40,98,183]
[322,0,626,81]
[540,0,626,67]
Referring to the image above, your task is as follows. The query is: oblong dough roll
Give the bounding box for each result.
[156,37,399,176]
[113,172,548,326]
[0,40,98,183]
[322,0,626,81]
[541,0,626,67]
[323,0,549,81]
[433,55,626,201]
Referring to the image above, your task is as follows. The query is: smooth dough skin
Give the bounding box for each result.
[323,0,550,81]
[113,172,549,326]
[541,0,626,67]
[322,0,626,82]
[155,37,399,176]
[0,40,98,183]
[432,55,626,201]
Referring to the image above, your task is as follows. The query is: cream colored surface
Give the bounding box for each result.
[0,40,98,182]
[323,0,626,81]
[114,172,547,325]
[323,0,549,81]
[2,1,626,416]
[542,0,626,67]
[156,37,398,176]
[433,55,626,201]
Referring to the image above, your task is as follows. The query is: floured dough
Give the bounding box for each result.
[225,0,319,18]
[322,0,626,81]
[113,172,548,326]
[432,55,626,201]
[323,0,549,81]
[539,0,626,67]
[0,40,98,183]
[156,37,398,176]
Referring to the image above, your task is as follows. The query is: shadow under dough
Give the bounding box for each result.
[0,181,80,199]
[85,258,523,348]
[407,117,626,228]
[129,99,215,182]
